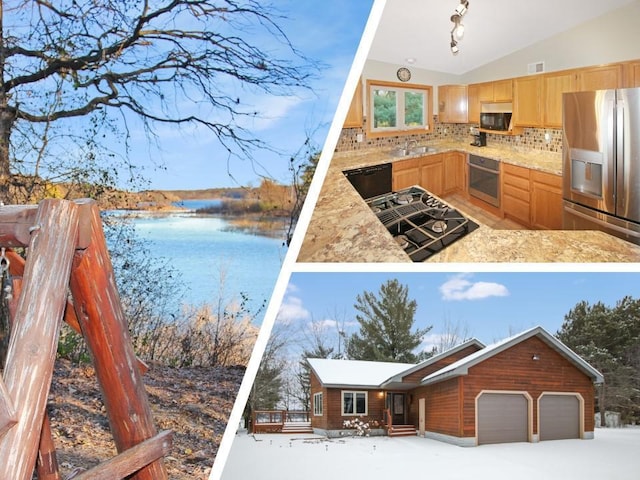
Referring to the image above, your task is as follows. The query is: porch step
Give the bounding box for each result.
[388,425,417,437]
[281,422,313,434]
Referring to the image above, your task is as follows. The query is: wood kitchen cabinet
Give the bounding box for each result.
[513,75,543,127]
[343,77,363,128]
[392,153,452,196]
[577,64,623,91]
[467,80,512,124]
[420,154,445,196]
[530,170,563,230]
[443,151,466,195]
[501,164,562,229]
[543,71,576,128]
[492,79,513,102]
[502,163,531,226]
[438,85,468,123]
[622,60,640,87]
[467,83,481,124]
[392,158,420,191]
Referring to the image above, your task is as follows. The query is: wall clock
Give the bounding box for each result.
[396,67,411,82]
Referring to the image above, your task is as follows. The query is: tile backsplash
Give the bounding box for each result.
[335,116,563,154]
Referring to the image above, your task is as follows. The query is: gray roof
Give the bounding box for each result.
[420,326,605,385]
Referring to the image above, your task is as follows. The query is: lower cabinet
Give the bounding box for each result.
[392,152,465,197]
[502,163,531,226]
[392,158,420,191]
[443,151,465,195]
[530,170,563,230]
[420,154,444,197]
[501,164,562,230]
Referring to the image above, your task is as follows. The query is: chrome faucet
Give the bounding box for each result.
[405,139,418,150]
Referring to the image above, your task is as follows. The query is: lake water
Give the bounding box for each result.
[117,200,286,322]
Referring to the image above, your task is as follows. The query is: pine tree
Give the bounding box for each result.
[346,279,431,363]
[557,296,640,425]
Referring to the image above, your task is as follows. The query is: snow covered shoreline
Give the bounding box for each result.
[220,427,640,480]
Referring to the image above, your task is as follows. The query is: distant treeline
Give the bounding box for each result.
[196,198,266,215]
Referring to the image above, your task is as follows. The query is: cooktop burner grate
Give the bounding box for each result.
[366,186,479,262]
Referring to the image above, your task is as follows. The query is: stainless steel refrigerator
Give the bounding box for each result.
[562,88,640,245]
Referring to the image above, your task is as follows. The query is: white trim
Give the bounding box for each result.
[537,391,585,440]
[341,390,368,416]
[475,390,534,445]
[313,391,323,417]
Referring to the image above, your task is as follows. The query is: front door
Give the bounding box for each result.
[419,398,425,436]
[387,393,406,425]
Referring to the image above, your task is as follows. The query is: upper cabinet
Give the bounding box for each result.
[343,77,363,128]
[543,71,576,128]
[492,79,513,102]
[467,80,513,124]
[513,75,542,128]
[577,64,623,91]
[623,61,640,88]
[438,85,468,123]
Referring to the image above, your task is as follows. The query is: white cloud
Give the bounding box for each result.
[439,274,509,301]
[277,294,310,325]
[419,333,447,353]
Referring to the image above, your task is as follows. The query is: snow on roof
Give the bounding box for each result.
[381,338,485,386]
[420,325,604,385]
[307,358,415,388]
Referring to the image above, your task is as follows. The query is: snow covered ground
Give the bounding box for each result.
[219,427,640,480]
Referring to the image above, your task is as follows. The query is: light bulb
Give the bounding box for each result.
[454,23,465,40]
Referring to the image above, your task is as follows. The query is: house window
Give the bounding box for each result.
[313,392,323,416]
[342,391,367,416]
[367,80,433,137]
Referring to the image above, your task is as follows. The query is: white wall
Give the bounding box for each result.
[462,0,640,83]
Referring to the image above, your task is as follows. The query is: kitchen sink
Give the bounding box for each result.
[389,145,438,157]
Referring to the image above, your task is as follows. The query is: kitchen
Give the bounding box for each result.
[297,0,640,263]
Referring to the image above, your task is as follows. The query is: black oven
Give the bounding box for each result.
[468,154,500,207]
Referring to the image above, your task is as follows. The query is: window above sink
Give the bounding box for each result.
[366,80,433,138]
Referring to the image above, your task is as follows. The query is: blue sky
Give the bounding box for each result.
[124,1,375,191]
[277,271,640,353]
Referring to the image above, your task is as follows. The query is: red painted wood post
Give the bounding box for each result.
[0,199,80,480]
[68,200,169,480]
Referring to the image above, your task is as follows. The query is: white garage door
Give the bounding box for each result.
[477,393,528,445]
[539,394,580,441]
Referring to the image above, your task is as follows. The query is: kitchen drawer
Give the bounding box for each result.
[503,183,530,203]
[503,163,530,179]
[503,173,530,191]
[531,169,561,188]
[392,158,421,171]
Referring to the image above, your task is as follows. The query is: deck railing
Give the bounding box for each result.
[251,410,310,433]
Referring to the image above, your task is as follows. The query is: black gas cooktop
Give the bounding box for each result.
[366,186,479,262]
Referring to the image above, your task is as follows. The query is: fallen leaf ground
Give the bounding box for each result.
[47,358,245,479]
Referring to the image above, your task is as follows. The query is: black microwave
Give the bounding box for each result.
[480,112,512,131]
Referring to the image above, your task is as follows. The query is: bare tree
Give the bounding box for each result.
[433,315,472,353]
[0,0,316,202]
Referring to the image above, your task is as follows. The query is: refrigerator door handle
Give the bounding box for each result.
[616,96,625,211]
[564,204,640,239]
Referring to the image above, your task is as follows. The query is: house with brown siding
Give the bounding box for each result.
[308,326,603,446]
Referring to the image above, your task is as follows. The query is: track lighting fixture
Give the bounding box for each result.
[450,0,469,55]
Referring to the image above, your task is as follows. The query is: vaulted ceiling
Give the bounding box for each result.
[367,0,636,75]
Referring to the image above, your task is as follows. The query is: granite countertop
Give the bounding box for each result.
[297,141,640,263]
